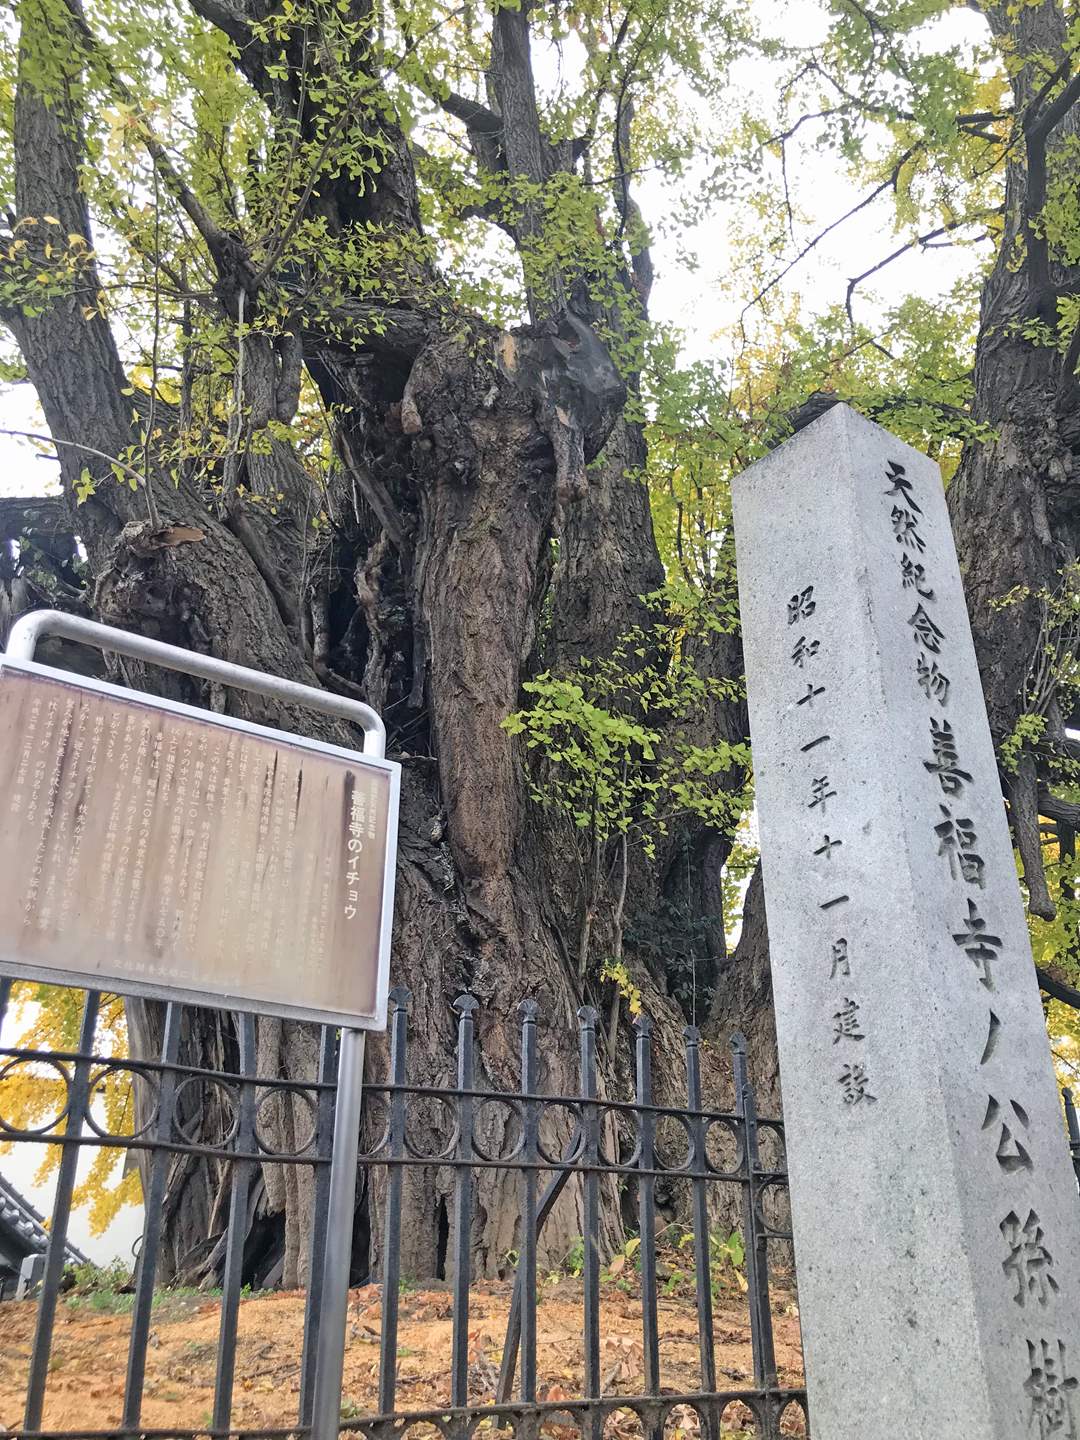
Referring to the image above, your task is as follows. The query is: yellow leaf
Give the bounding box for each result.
[43,215,60,225]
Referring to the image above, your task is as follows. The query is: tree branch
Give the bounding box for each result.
[60,0,241,280]
[1011,752,1056,919]
[844,210,1000,322]
[0,495,71,543]
[1021,65,1080,319]
[740,146,919,320]
[1037,965,1080,1011]
[1039,788,1080,829]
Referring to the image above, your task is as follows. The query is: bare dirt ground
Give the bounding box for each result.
[0,1274,806,1436]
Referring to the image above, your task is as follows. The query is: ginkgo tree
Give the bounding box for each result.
[1,0,1078,1283]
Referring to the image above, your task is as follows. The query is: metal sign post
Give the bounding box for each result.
[2,610,397,1436]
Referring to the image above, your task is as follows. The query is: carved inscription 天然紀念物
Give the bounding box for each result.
[917,652,951,705]
[909,603,946,653]
[900,554,934,599]
[885,458,923,513]
[892,507,926,552]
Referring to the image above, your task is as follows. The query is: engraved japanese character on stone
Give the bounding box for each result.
[953,899,1002,989]
[832,997,865,1044]
[830,938,850,977]
[891,506,926,553]
[885,459,922,514]
[935,804,985,887]
[838,1063,877,1106]
[924,717,973,796]
[917,652,950,705]
[796,682,825,708]
[814,834,842,859]
[984,1094,1033,1174]
[791,635,820,668]
[900,553,933,598]
[909,603,945,653]
[1002,1210,1059,1308]
[1024,1338,1078,1438]
[787,587,816,625]
[981,1010,1003,1065]
[809,775,836,812]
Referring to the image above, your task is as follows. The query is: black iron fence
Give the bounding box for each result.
[0,975,807,1440]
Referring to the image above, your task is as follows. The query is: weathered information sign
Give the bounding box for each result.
[733,404,1080,1440]
[0,659,399,1026]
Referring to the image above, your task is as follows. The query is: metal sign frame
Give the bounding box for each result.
[2,609,397,1439]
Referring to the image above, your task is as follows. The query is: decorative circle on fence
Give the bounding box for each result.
[403,1092,459,1161]
[253,1083,318,1157]
[0,1055,71,1135]
[703,1115,744,1176]
[84,1063,160,1139]
[652,1110,694,1173]
[470,1095,525,1163]
[755,1119,787,1174]
[173,1075,240,1146]
[536,1100,585,1166]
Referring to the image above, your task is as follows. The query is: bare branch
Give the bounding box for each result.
[740,146,919,319]
[844,210,1000,322]
[0,428,150,490]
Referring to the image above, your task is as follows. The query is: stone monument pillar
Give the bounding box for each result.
[732,403,1080,1439]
